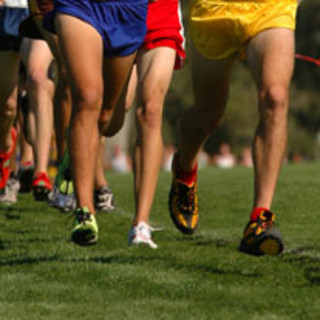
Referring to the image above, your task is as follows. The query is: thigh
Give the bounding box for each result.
[0,51,20,108]
[99,53,136,135]
[55,13,104,100]
[136,47,176,104]
[245,28,295,90]
[20,39,53,73]
[102,53,137,111]
[125,64,138,111]
[191,44,234,114]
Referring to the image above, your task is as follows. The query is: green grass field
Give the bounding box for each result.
[0,164,319,320]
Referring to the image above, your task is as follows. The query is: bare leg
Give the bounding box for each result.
[133,47,176,224]
[55,14,104,214]
[21,39,54,176]
[56,13,136,214]
[100,54,137,135]
[42,29,72,163]
[178,46,234,171]
[0,51,20,152]
[246,28,294,209]
[94,137,108,189]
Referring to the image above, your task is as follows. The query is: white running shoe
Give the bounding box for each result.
[94,185,115,212]
[128,222,160,249]
[0,174,20,204]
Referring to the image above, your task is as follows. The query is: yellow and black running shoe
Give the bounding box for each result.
[168,156,199,235]
[71,207,98,246]
[239,210,284,256]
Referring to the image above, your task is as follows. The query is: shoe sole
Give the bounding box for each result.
[169,210,197,235]
[71,230,98,247]
[95,206,115,213]
[239,232,284,256]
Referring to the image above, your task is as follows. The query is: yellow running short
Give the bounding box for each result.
[190,0,298,59]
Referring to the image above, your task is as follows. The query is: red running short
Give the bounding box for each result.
[142,0,185,69]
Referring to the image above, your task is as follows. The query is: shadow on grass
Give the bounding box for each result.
[0,246,262,278]
[0,206,40,219]
[0,255,60,266]
[85,254,262,278]
[282,247,320,286]
[0,207,21,220]
[164,234,238,249]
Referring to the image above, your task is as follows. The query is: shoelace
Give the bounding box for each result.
[250,214,274,234]
[178,183,196,213]
[6,177,20,191]
[130,223,162,249]
[65,210,90,229]
[76,210,91,224]
[132,223,162,238]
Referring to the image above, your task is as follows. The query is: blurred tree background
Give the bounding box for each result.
[161,0,320,160]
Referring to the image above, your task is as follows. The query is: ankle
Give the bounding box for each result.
[250,207,270,221]
[174,154,198,186]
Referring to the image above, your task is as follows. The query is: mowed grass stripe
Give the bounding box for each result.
[0,164,319,320]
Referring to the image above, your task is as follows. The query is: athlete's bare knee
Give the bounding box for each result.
[73,87,102,116]
[138,101,162,130]
[27,68,49,91]
[259,85,289,119]
[0,95,17,120]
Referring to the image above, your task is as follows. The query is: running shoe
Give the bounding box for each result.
[48,147,75,211]
[32,172,53,201]
[55,148,72,194]
[168,155,199,235]
[239,210,284,256]
[71,207,98,246]
[94,185,115,212]
[47,185,76,212]
[0,173,20,205]
[18,161,34,193]
[128,222,159,249]
[0,127,17,190]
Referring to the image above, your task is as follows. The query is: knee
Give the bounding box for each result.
[27,68,49,91]
[73,87,102,118]
[259,86,289,120]
[137,101,162,131]
[0,93,17,120]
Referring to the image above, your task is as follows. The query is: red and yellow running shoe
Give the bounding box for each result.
[0,128,17,190]
[32,172,52,201]
[168,154,199,235]
[239,210,284,256]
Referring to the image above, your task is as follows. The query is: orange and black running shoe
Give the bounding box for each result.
[168,156,199,235]
[239,210,284,256]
